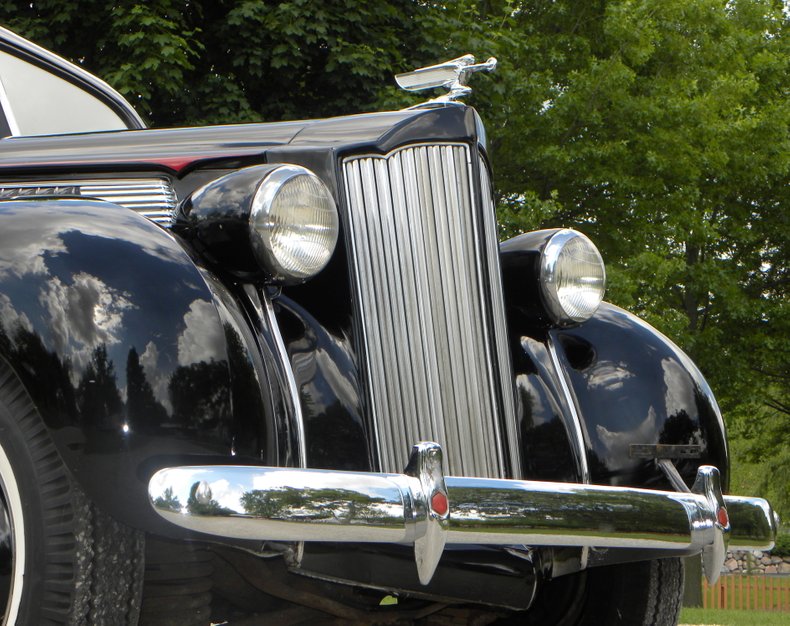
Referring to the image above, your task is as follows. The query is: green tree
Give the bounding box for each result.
[0,0,443,126]
[475,0,789,514]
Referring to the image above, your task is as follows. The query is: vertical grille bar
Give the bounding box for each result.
[479,163,522,476]
[343,143,518,478]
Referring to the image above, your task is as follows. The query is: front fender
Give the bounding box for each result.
[510,300,728,491]
[552,303,728,490]
[0,199,286,532]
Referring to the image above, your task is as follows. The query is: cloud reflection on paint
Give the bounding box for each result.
[39,272,134,371]
[661,357,696,418]
[177,299,225,366]
[596,406,659,458]
[586,360,634,392]
[0,204,184,280]
[0,293,32,335]
[140,340,173,412]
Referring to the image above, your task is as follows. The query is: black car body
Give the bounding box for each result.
[0,27,776,626]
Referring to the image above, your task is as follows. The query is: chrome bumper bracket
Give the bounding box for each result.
[405,442,449,584]
[148,442,777,586]
[692,465,730,583]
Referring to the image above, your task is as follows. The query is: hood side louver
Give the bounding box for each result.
[0,177,177,225]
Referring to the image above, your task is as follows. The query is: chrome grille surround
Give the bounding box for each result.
[0,177,177,225]
[342,143,520,478]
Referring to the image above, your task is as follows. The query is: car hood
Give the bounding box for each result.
[0,106,480,176]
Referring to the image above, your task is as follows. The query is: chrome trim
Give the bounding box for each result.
[404,442,449,584]
[395,54,497,105]
[149,443,776,586]
[243,285,306,469]
[249,164,339,283]
[0,178,177,225]
[540,229,606,324]
[692,465,729,583]
[342,144,513,478]
[657,458,692,493]
[479,163,521,476]
[725,496,780,550]
[0,25,145,129]
[0,75,20,136]
[547,335,591,483]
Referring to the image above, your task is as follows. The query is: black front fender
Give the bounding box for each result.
[511,301,728,491]
[0,199,288,532]
[553,303,728,490]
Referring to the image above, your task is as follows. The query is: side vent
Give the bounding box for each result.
[0,178,177,225]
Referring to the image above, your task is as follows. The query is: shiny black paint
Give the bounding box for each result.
[274,294,371,472]
[298,544,542,610]
[514,333,584,483]
[553,303,729,490]
[500,228,561,327]
[502,231,728,490]
[0,490,9,608]
[0,199,289,533]
[502,231,586,482]
[175,164,282,280]
[0,106,477,175]
[509,302,729,490]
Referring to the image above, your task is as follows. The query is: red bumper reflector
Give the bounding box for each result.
[431,491,449,516]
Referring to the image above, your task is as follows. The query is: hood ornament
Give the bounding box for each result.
[395,54,497,106]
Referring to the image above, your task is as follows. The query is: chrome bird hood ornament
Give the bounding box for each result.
[395,54,497,106]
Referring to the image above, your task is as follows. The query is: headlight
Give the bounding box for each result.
[250,165,339,284]
[540,229,606,324]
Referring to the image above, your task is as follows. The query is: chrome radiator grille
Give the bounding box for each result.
[0,178,177,225]
[343,144,520,478]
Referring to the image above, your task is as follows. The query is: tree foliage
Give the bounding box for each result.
[469,0,789,515]
[0,0,441,125]
[1,0,786,515]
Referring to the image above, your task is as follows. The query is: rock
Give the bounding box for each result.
[779,562,790,574]
[753,551,764,559]
[765,565,778,574]
[761,556,772,565]
[725,558,739,571]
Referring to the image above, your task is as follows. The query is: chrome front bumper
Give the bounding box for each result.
[148,443,777,585]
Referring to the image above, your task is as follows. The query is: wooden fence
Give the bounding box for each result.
[702,575,790,611]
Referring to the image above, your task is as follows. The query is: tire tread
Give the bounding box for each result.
[0,359,144,625]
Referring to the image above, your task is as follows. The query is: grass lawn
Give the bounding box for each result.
[680,607,790,625]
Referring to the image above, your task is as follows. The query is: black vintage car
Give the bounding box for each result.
[0,26,777,626]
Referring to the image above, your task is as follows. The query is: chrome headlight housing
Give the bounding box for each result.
[250,165,339,284]
[540,229,606,324]
[176,163,339,284]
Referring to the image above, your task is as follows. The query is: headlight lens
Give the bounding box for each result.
[540,229,606,324]
[250,165,339,283]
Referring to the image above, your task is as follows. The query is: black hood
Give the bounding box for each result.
[0,105,480,176]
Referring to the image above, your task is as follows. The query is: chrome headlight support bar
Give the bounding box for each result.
[149,442,777,586]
